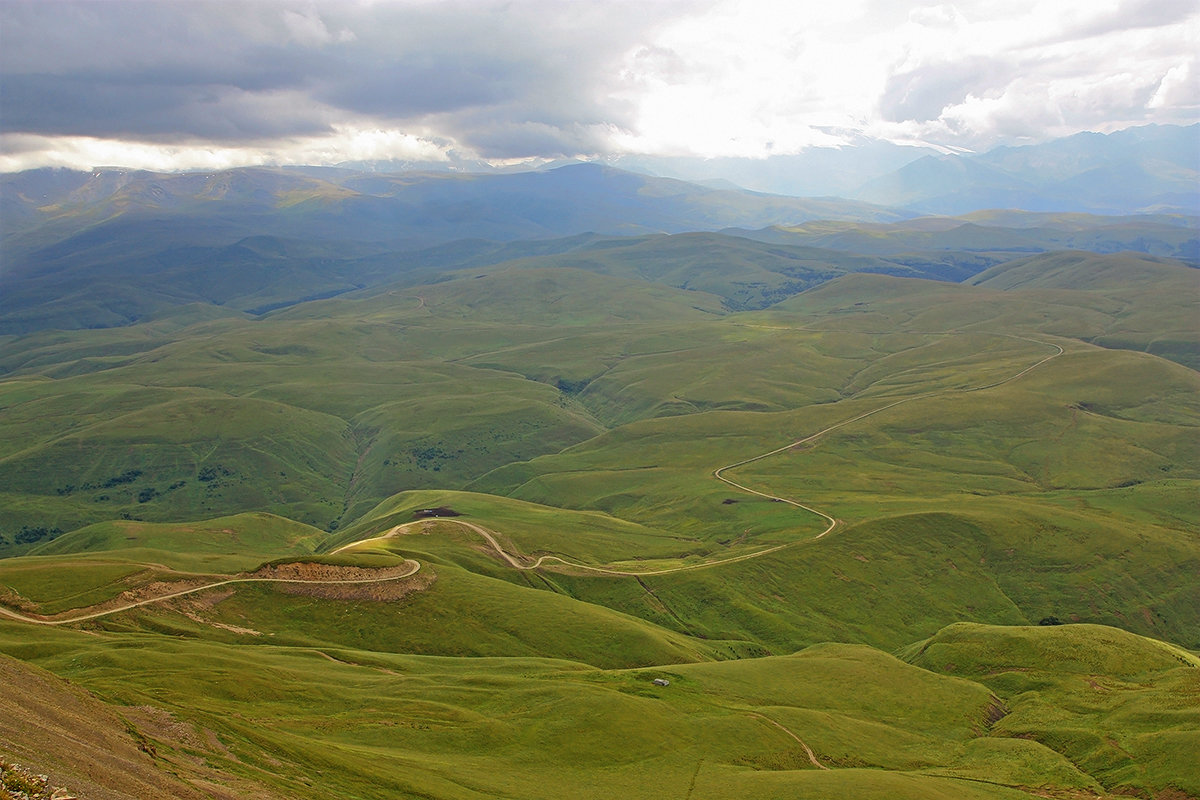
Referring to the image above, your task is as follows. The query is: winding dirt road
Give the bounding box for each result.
[713,335,1064,536]
[1,335,1062,624]
[336,517,802,576]
[334,335,1065,577]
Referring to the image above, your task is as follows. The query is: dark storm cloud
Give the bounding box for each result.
[0,73,334,140]
[4,0,1193,166]
[0,1,334,141]
[455,119,613,160]
[0,0,692,156]
[316,58,513,118]
[302,0,669,157]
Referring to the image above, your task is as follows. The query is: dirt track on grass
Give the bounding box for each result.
[1,337,1062,622]
[751,713,830,770]
[713,335,1063,540]
[336,337,1064,577]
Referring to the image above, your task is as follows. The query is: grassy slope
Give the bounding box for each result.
[757,212,1199,260]
[902,622,1200,797]
[0,513,324,614]
[464,333,1196,651]
[1,612,1191,799]
[4,263,1193,648]
[1,242,1196,797]
[966,251,1200,368]
[0,652,287,799]
[31,512,325,570]
[4,268,710,540]
[332,490,699,566]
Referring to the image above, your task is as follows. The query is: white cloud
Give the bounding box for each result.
[0,126,452,173]
[0,0,1196,167]
[1149,61,1195,109]
[608,0,894,156]
[603,0,1199,156]
[282,8,344,47]
[907,4,967,29]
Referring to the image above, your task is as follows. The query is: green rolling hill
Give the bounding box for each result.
[3,166,1196,336]
[0,165,1197,798]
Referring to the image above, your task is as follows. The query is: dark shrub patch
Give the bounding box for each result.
[412,507,461,519]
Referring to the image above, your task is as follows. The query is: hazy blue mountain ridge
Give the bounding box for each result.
[2,142,1196,337]
[853,124,1199,215]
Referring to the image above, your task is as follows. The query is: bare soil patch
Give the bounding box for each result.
[248,561,416,582]
[273,567,435,601]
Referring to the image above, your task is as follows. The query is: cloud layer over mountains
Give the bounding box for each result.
[1,0,1196,171]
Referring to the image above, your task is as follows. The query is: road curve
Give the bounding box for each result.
[713,336,1064,539]
[335,336,1064,577]
[335,518,796,576]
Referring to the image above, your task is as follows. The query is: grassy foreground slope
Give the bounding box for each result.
[4,516,1187,800]
[0,651,288,799]
[1,600,1194,799]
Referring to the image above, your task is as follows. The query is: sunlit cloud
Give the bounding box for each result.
[611,0,1199,155]
[0,0,1195,169]
[0,127,453,173]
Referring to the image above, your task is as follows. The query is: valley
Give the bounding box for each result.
[0,163,1197,799]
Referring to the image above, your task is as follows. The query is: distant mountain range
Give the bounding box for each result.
[852,124,1199,216]
[1,156,1197,336]
[0,162,907,255]
[609,124,1199,216]
[319,124,1200,216]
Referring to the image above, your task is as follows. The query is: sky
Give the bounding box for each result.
[0,0,1196,172]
